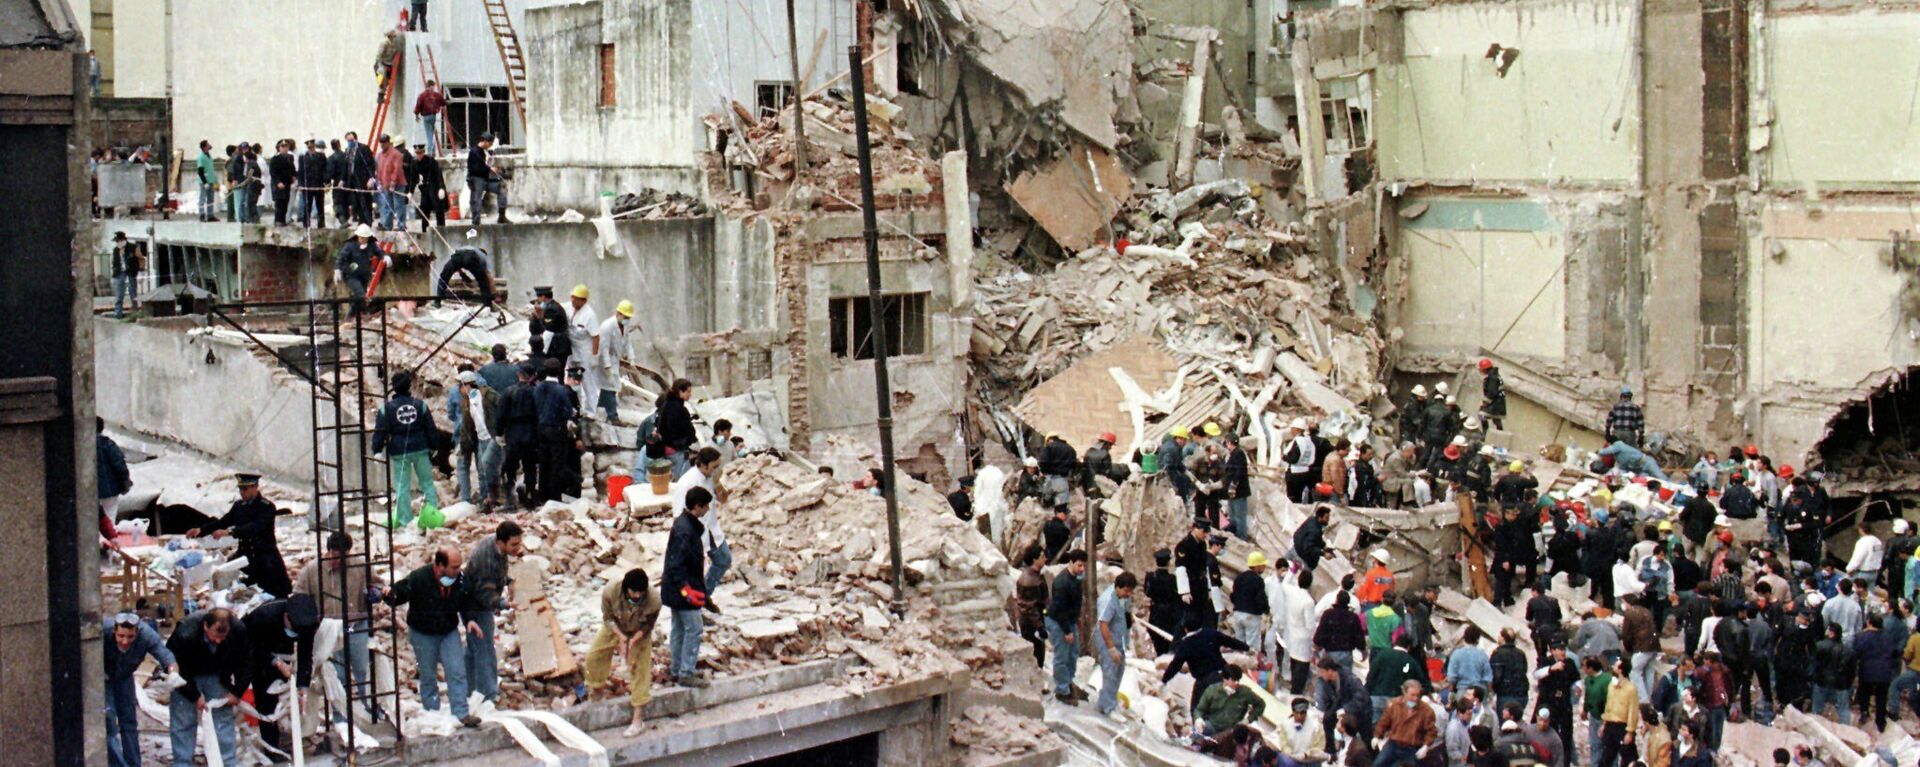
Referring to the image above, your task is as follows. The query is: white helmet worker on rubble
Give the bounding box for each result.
[1283,418,1317,503]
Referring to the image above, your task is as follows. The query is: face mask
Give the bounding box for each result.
[439,575,456,587]
[284,626,298,638]
[869,487,882,497]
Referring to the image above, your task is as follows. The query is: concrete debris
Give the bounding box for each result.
[607,187,708,219]
[949,704,1065,762]
[1005,144,1134,251]
[741,93,943,212]
[917,0,1136,150]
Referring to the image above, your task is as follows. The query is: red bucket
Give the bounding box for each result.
[607,475,632,507]
[1426,658,1446,684]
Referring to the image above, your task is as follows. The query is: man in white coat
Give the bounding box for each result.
[589,300,633,423]
[1276,569,1319,696]
[565,283,600,407]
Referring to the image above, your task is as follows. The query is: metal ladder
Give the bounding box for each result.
[482,0,528,120]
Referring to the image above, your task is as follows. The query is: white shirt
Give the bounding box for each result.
[672,465,722,548]
[1286,434,1316,474]
[1412,476,1433,507]
[568,302,599,360]
[1849,534,1885,573]
[595,315,628,369]
[469,389,493,442]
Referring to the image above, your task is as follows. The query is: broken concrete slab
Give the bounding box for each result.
[920,0,1134,149]
[1005,144,1133,251]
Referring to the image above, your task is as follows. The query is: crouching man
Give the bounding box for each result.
[586,568,663,736]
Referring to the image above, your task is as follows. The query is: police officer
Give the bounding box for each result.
[333,224,388,315]
[527,286,571,370]
[187,473,292,598]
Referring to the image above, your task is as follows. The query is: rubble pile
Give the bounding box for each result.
[741,94,944,212]
[607,187,709,219]
[949,704,1065,765]
[972,177,1387,456]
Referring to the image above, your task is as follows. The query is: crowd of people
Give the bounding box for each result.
[992,360,1915,767]
[187,89,508,231]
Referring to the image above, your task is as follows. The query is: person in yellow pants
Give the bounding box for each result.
[586,568,662,736]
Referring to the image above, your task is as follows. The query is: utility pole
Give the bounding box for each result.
[849,45,905,614]
[786,0,808,173]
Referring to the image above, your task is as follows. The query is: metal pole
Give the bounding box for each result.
[786,0,808,172]
[849,45,906,614]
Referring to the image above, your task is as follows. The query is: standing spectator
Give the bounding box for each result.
[584,568,660,737]
[195,140,218,221]
[464,520,522,704]
[1489,629,1530,718]
[104,611,174,767]
[1810,623,1856,725]
[1605,387,1644,447]
[268,139,296,225]
[1229,551,1271,650]
[374,135,408,230]
[342,131,376,225]
[1853,614,1899,731]
[414,143,446,230]
[166,608,250,767]
[381,547,482,727]
[1597,658,1641,767]
[1012,549,1049,666]
[297,139,328,228]
[108,232,141,319]
[1223,434,1253,539]
[414,80,445,153]
[663,486,713,687]
[292,531,373,712]
[449,366,473,502]
[1094,571,1137,716]
[1046,551,1087,702]
[654,378,698,478]
[531,359,575,503]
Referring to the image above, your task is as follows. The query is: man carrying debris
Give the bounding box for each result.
[186,473,292,598]
[293,531,374,716]
[1094,571,1137,716]
[590,300,635,423]
[371,371,439,526]
[586,568,662,736]
[242,596,317,758]
[664,486,714,687]
[1606,387,1645,447]
[383,547,483,727]
[167,607,250,767]
[333,224,388,314]
[1046,550,1088,703]
[1478,359,1507,431]
[464,521,522,704]
[104,611,174,767]
[1283,419,1318,503]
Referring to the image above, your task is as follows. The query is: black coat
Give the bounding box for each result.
[385,565,481,635]
[166,610,252,703]
[207,496,289,597]
[1225,448,1252,498]
[1046,570,1083,624]
[501,381,538,444]
[1482,370,1507,417]
[415,154,447,213]
[661,510,707,610]
[344,143,375,186]
[1293,517,1327,568]
[654,394,696,452]
[297,150,328,189]
[1175,534,1212,600]
[268,153,296,191]
[1039,439,1077,477]
[241,599,314,689]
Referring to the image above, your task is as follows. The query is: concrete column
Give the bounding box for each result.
[941,151,972,309]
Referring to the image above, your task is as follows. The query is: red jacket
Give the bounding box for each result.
[414,88,445,116]
[375,147,406,188]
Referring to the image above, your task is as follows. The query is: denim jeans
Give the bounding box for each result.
[670,608,704,678]
[465,610,498,701]
[332,618,372,719]
[707,541,733,594]
[598,389,620,422]
[379,188,410,230]
[1046,616,1077,696]
[1587,716,1603,767]
[1097,652,1125,714]
[455,448,474,504]
[107,675,140,767]
[1706,706,1727,750]
[1892,669,1920,716]
[409,629,470,717]
[1371,695,1391,722]
[1230,612,1264,653]
[1812,685,1851,724]
[477,439,503,502]
[421,114,439,156]
[1228,496,1250,540]
[1631,651,1659,704]
[113,273,135,318]
[669,448,691,480]
[1324,649,1354,677]
[1372,742,1421,767]
[390,449,438,525]
[169,674,237,767]
[199,183,217,220]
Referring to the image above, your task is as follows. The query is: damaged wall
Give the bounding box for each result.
[1760,11,1920,190]
[1373,0,1641,183]
[1397,197,1569,361]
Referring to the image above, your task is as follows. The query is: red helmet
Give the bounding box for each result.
[1478,358,1493,371]
[1777,465,1795,479]
[1743,444,1759,457]
[1099,432,1118,444]
[1444,445,1462,461]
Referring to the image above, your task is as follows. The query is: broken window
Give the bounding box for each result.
[445,85,513,148]
[829,293,929,361]
[897,36,921,96]
[683,355,712,387]
[153,243,237,300]
[598,44,616,108]
[747,349,773,380]
[1319,75,1372,154]
[755,81,794,120]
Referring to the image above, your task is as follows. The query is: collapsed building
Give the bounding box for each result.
[59,0,1920,763]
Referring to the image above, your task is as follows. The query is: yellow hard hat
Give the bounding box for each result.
[615,300,634,318]
[1204,422,1222,437]
[1170,426,1190,439]
[1658,520,1674,532]
[1246,551,1269,569]
[571,284,590,299]
[1509,461,1525,473]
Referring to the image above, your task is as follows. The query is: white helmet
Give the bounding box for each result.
[353,223,376,238]
[1289,417,1308,431]
[1412,384,1428,397]
[1464,416,1482,430]
[1451,435,1469,447]
[466,228,479,240]
[1435,382,1450,395]
[1371,549,1391,564]
[1897,519,1911,535]
[1023,456,1039,468]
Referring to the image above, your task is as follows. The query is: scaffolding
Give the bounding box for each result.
[205,291,468,758]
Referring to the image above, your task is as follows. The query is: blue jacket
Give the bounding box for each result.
[371,394,436,455]
[1446,644,1493,691]
[446,388,465,440]
[102,616,174,682]
[1853,628,1902,684]
[533,379,574,428]
[97,434,132,499]
[661,511,707,610]
[501,381,538,443]
[1598,441,1667,480]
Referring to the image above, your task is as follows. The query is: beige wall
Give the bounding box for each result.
[1374,0,1639,183]
[1747,203,1920,391]
[111,0,165,98]
[1399,199,1568,361]
[169,0,389,148]
[1763,12,1920,190]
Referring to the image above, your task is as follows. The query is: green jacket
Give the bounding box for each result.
[1196,682,1267,733]
[1367,605,1403,650]
[1367,647,1425,697]
[1582,672,1613,718]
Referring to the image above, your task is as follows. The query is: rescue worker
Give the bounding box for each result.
[370,371,439,526]
[1401,385,1430,451]
[1145,548,1183,655]
[333,224,387,314]
[187,473,292,598]
[530,286,571,370]
[1038,433,1077,509]
[241,597,317,755]
[565,284,601,409]
[1176,519,1220,630]
[1283,418,1317,503]
[1606,387,1645,447]
[166,608,251,767]
[1479,358,1507,431]
[589,299,634,423]
[1083,432,1131,491]
[1421,388,1455,452]
[533,359,576,503]
[434,229,495,303]
[1357,549,1396,611]
[1160,426,1196,505]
